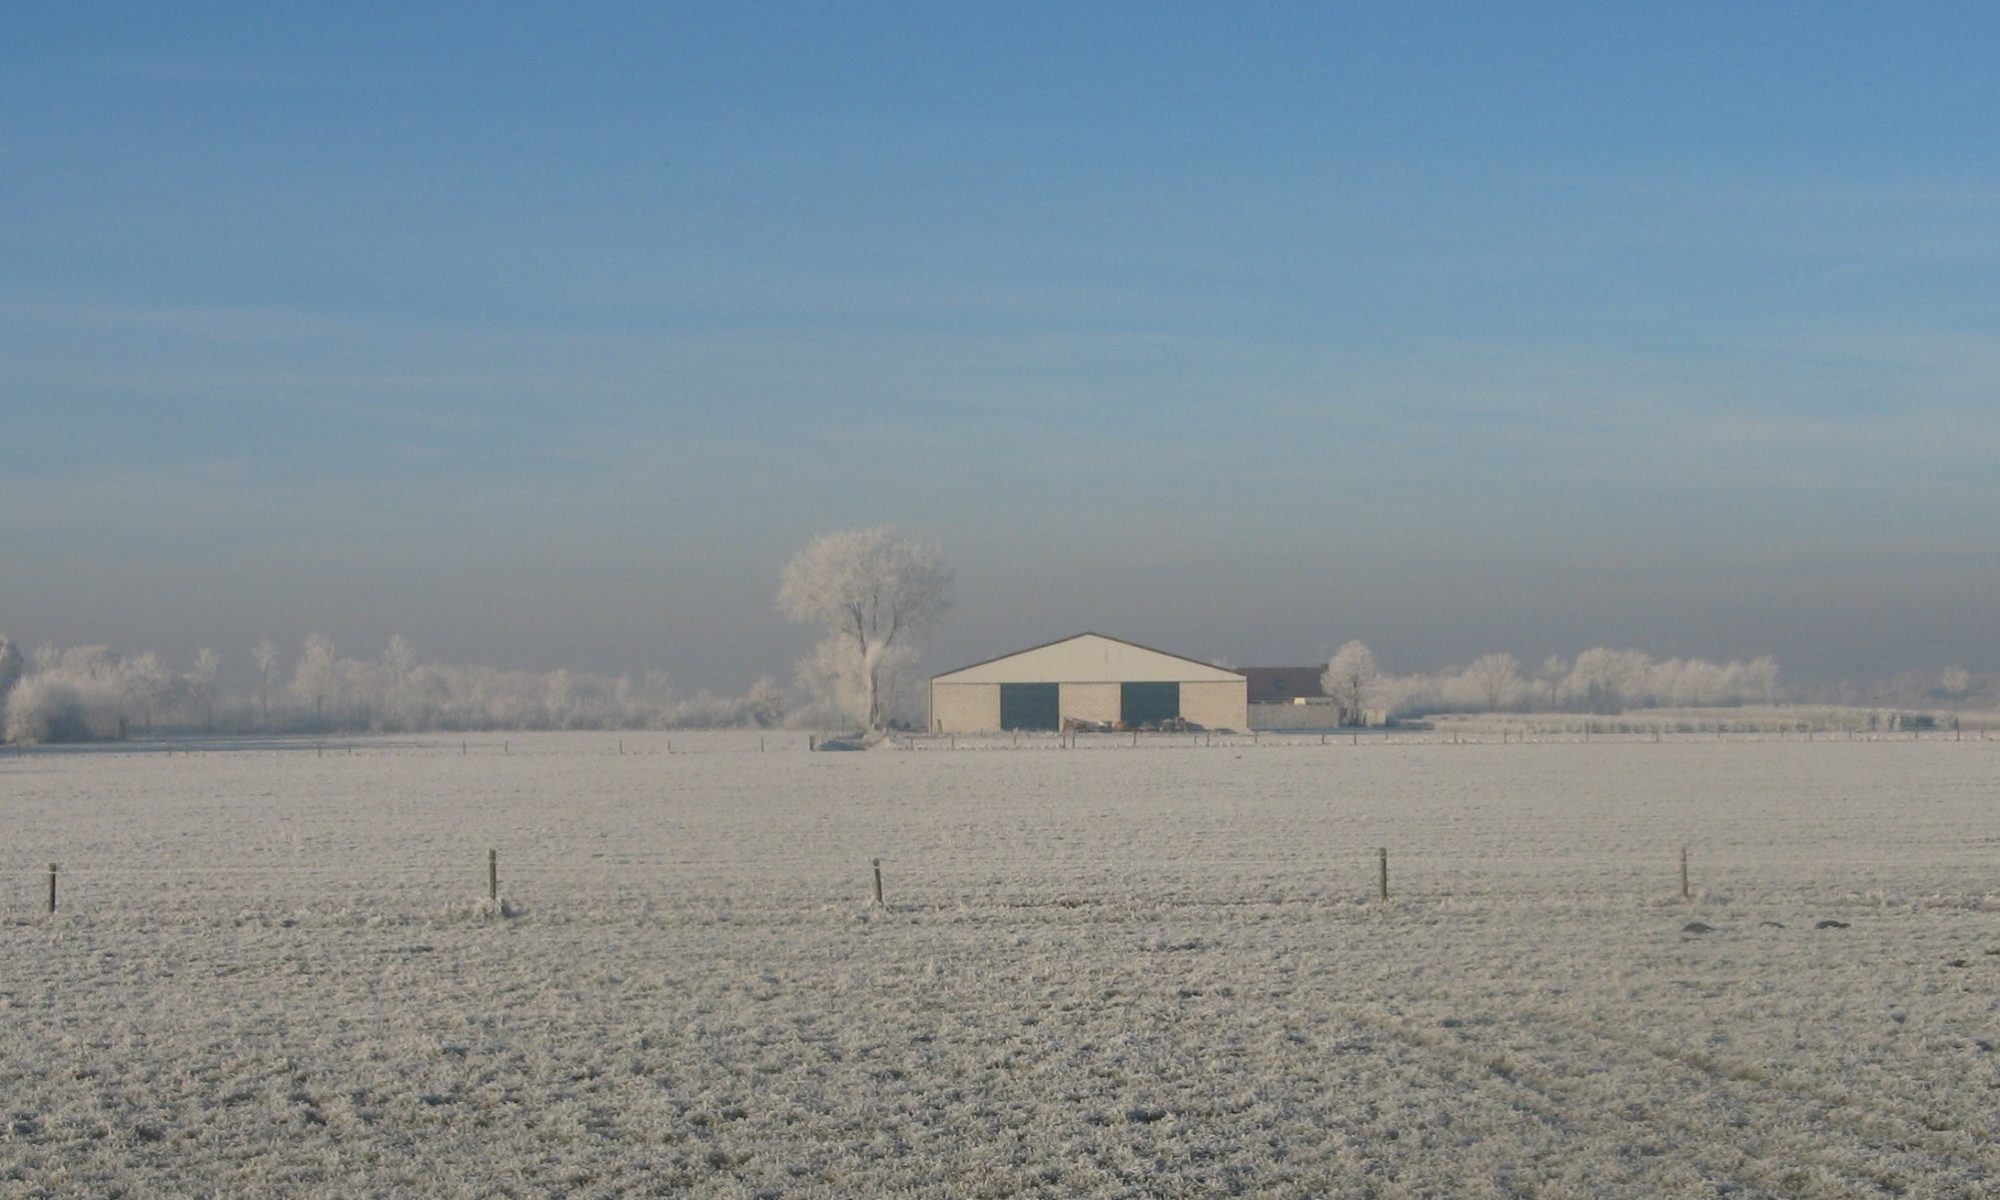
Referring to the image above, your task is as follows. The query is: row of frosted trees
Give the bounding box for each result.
[261,634,786,735]
[2,631,1978,744]
[0,526,957,743]
[1320,641,1786,724]
[0,634,786,744]
[0,640,220,744]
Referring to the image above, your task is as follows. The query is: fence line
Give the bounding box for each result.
[6,727,1994,762]
[19,844,1996,920]
[16,848,1998,876]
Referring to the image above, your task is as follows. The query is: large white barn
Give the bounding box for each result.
[927,633,1247,733]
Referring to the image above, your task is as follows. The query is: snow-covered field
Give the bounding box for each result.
[3,732,1997,1198]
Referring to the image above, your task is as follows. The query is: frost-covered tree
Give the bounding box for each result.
[251,637,280,728]
[191,648,220,731]
[292,634,338,728]
[1563,647,1647,714]
[1939,665,1971,711]
[1735,656,1781,704]
[1321,640,1379,727]
[792,633,920,729]
[1465,653,1522,711]
[384,635,417,685]
[0,635,22,699]
[125,652,173,733]
[746,675,786,728]
[0,636,22,740]
[778,526,952,729]
[1535,656,1567,708]
[4,645,181,743]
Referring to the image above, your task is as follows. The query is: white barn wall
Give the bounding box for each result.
[929,682,999,732]
[1183,681,1249,732]
[1060,682,1120,726]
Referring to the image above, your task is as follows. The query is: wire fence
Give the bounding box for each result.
[7,726,1996,763]
[18,843,1997,923]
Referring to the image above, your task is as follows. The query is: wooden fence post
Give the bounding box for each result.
[1378,848,1389,901]
[488,848,499,902]
[47,863,57,914]
[1679,846,1689,901]
[871,857,884,908]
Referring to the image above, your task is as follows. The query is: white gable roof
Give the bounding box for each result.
[932,633,1244,684]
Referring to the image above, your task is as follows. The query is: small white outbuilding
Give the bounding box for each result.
[927,632,1247,733]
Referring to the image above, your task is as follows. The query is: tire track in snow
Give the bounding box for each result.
[1328,1003,1758,1198]
[1415,1004,1996,1198]
[1336,1002,1953,1199]
[1546,1012,2000,1191]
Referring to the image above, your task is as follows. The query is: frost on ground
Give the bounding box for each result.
[2,733,1997,1198]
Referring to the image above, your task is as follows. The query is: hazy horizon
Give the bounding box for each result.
[6,6,1996,690]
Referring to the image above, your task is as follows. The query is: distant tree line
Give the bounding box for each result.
[0,634,785,745]
[2,523,1985,741]
[1319,641,1793,724]
[1789,665,1987,713]
[0,525,954,744]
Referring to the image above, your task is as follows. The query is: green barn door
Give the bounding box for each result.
[1120,681,1180,728]
[1000,683,1060,731]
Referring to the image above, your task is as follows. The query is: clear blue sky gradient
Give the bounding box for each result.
[4,3,1996,687]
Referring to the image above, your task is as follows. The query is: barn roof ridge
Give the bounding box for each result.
[931,631,1245,681]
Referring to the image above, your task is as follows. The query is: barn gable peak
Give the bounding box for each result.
[931,632,1242,684]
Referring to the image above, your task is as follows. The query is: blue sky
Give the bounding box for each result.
[4,3,1997,687]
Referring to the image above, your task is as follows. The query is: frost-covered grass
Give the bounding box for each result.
[3,733,1997,1197]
